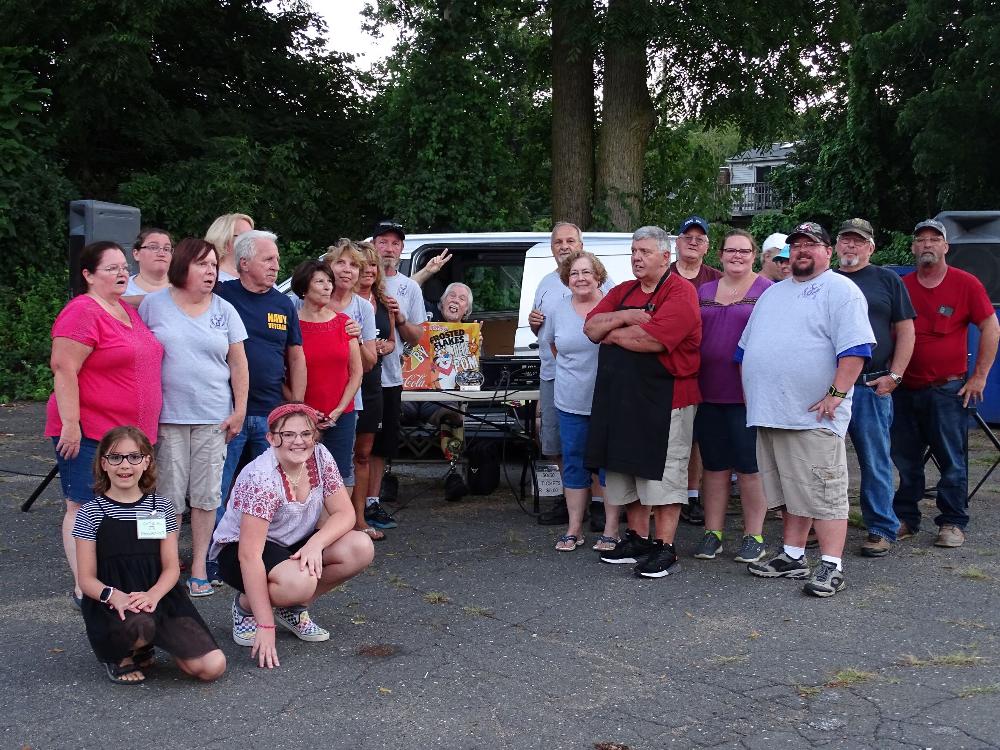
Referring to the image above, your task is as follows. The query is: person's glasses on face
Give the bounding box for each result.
[773,256,789,265]
[277,430,315,443]
[680,234,708,247]
[568,268,595,278]
[722,247,753,256]
[837,236,868,248]
[790,241,823,252]
[140,244,173,254]
[104,452,145,465]
[99,264,130,274]
[915,236,945,245]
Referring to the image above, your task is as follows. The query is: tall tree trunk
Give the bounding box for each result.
[594,0,655,231]
[550,0,594,229]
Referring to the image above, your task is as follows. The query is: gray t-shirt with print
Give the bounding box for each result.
[382,273,427,388]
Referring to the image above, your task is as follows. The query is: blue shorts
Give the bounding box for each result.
[694,402,758,474]
[557,409,605,490]
[52,436,99,503]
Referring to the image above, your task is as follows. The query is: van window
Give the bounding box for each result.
[463,263,522,314]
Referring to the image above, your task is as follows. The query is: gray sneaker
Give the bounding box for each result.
[803,560,846,597]
[747,551,809,579]
[734,535,767,563]
[693,532,723,559]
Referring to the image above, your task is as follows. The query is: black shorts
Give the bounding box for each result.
[694,402,759,474]
[216,530,318,593]
[372,385,403,460]
[356,382,384,434]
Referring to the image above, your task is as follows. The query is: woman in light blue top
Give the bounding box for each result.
[539,250,616,552]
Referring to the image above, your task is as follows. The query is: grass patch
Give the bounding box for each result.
[594,743,631,750]
[957,684,1000,699]
[462,605,493,617]
[898,651,986,667]
[423,591,451,605]
[825,668,876,688]
[945,619,989,630]
[387,574,409,589]
[797,685,822,699]
[847,510,866,529]
[956,566,992,581]
[707,654,749,665]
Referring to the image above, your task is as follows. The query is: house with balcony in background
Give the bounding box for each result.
[720,142,794,225]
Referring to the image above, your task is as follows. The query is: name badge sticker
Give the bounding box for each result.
[137,510,167,540]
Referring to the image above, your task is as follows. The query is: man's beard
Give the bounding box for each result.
[917,251,937,267]
[840,255,859,268]
[381,255,399,273]
[792,259,815,278]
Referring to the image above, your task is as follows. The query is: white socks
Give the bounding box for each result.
[821,555,843,571]
[784,544,806,559]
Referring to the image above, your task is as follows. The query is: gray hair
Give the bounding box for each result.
[632,225,670,253]
[440,282,474,320]
[551,221,583,242]
[234,229,278,270]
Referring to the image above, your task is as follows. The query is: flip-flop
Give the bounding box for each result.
[105,661,145,686]
[555,534,585,551]
[134,645,155,669]
[592,535,620,551]
[186,577,215,598]
[361,527,386,541]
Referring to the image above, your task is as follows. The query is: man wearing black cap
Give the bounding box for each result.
[834,218,916,557]
[739,221,875,597]
[891,219,999,549]
[363,220,426,531]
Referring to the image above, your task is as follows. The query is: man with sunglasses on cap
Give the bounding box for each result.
[739,221,875,597]
[891,219,999,549]
[363,220,426,531]
[833,218,915,557]
[760,233,790,282]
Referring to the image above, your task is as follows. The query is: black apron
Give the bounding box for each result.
[585,272,674,480]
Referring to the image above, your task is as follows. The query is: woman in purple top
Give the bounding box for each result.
[692,230,773,564]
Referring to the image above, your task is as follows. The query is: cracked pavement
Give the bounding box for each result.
[2,401,999,749]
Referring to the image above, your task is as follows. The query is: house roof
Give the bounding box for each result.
[726,142,796,165]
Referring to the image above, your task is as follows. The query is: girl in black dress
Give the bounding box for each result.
[73,426,226,685]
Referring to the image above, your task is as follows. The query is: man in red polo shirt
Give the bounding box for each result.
[892,219,999,548]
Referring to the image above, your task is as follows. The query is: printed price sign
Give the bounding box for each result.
[535,463,563,497]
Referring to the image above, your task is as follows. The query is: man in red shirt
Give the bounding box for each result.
[892,219,999,548]
[583,225,702,578]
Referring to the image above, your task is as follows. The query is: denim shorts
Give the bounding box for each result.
[557,408,605,490]
[52,436,100,503]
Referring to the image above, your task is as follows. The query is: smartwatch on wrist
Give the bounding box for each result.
[99,586,114,603]
[828,385,848,399]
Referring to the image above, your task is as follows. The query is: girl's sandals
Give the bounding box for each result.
[555,534,585,551]
[592,535,620,552]
[361,527,385,541]
[186,577,215,597]
[105,659,145,685]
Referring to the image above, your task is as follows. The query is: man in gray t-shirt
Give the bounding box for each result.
[739,221,874,598]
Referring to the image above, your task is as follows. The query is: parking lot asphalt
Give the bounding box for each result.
[2,400,999,750]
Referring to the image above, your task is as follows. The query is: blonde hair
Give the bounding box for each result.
[322,237,367,272]
[204,213,255,263]
[355,240,391,310]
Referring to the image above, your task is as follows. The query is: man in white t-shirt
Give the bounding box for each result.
[738,221,875,598]
[364,220,426,531]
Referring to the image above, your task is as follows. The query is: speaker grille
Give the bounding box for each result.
[947,243,1000,305]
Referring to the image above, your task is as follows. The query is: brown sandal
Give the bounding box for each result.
[361,527,385,541]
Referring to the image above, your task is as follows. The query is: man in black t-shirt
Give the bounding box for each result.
[834,218,916,557]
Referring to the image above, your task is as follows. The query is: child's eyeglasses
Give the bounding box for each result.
[103,452,146,465]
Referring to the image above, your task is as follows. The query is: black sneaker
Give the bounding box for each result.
[537,497,569,526]
[634,540,678,578]
[599,529,653,564]
[365,501,397,529]
[733,535,767,563]
[680,497,704,525]
[803,560,846,597]
[588,502,607,532]
[380,472,400,504]
[693,531,723,559]
[444,471,467,502]
[747,551,809,579]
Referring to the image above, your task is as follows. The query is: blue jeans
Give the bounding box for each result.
[891,381,969,531]
[847,385,898,541]
[321,411,357,487]
[216,415,271,526]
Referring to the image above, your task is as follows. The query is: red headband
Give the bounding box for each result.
[267,403,322,430]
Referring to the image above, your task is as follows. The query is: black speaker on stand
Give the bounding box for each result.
[936,211,1000,304]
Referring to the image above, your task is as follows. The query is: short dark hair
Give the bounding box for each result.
[79,241,124,286]
[168,238,218,287]
[133,227,172,252]
[291,259,334,299]
[93,426,157,495]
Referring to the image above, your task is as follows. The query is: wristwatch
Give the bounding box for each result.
[889,372,903,385]
[99,586,114,603]
[828,385,848,399]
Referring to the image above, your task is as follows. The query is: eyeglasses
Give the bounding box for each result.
[98,264,130,274]
[773,256,789,264]
[914,236,945,245]
[276,430,315,442]
[139,244,172,254]
[568,269,595,277]
[790,241,823,251]
[837,236,869,247]
[679,234,708,247]
[103,452,146,465]
[721,247,753,256]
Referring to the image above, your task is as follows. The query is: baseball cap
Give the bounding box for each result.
[837,218,874,242]
[372,219,406,241]
[786,221,831,246]
[913,219,947,241]
[773,244,790,261]
[677,215,709,235]
[762,232,787,252]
